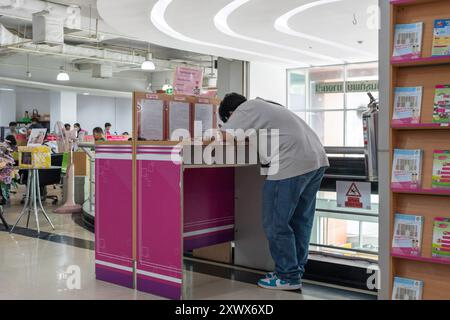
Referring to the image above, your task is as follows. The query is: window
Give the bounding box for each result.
[287,62,379,147]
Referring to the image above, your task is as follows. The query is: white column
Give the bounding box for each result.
[60,91,77,125]
[49,91,77,131]
[217,58,246,99]
[0,88,16,127]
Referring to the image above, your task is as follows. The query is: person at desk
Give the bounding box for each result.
[4,135,17,152]
[219,93,329,291]
[104,123,112,136]
[93,127,106,142]
[8,122,18,135]
[73,123,87,138]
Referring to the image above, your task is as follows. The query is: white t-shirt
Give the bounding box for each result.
[222,98,329,180]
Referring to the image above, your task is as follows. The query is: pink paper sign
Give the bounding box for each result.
[173,66,203,96]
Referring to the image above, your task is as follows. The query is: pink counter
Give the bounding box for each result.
[95,142,243,300]
[95,144,133,288]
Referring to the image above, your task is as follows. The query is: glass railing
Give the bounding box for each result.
[310,191,379,261]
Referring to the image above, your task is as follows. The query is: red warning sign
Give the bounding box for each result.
[345,183,363,208]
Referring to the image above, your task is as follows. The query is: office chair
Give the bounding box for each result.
[19,153,63,205]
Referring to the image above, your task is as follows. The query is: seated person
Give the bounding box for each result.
[9,122,18,135]
[4,135,18,152]
[93,127,106,142]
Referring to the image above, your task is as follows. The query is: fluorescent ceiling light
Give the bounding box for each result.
[0,88,14,91]
[274,0,375,60]
[151,0,308,67]
[214,0,343,64]
[57,67,70,81]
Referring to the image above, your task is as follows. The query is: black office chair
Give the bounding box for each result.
[19,153,64,205]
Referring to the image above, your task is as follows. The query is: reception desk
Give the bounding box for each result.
[95,141,268,299]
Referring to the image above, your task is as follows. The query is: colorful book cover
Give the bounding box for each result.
[392,214,424,256]
[432,150,450,189]
[392,277,423,300]
[433,85,450,123]
[392,87,423,125]
[391,149,423,189]
[432,19,450,56]
[432,217,450,260]
[392,23,423,60]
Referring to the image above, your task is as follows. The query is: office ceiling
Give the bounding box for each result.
[97,0,379,68]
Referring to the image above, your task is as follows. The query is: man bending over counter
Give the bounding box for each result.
[219,93,329,291]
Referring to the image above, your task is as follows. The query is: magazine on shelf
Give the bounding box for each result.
[392,277,423,300]
[432,217,450,260]
[392,22,423,60]
[392,87,423,125]
[433,85,450,123]
[392,214,424,256]
[432,150,450,189]
[432,19,450,56]
[391,149,423,189]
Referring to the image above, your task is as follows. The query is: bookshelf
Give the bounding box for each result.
[389,0,450,300]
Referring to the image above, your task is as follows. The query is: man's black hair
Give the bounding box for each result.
[219,93,247,123]
[105,122,112,128]
[9,122,17,127]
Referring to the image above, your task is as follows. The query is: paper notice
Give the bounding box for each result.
[139,99,164,140]
[195,104,213,133]
[169,101,190,140]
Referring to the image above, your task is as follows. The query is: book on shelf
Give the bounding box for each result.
[432,19,450,57]
[392,214,424,256]
[432,217,450,260]
[391,149,423,189]
[433,85,450,124]
[392,22,423,60]
[432,150,450,189]
[392,277,423,300]
[392,87,423,125]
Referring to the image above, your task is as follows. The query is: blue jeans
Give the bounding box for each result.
[262,167,326,282]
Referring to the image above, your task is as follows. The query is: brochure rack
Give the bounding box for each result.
[390,0,450,299]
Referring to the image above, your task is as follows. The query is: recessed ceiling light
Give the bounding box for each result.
[82,92,90,95]
[0,88,14,92]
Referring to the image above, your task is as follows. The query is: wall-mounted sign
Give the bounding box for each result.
[336,181,371,210]
[315,80,379,94]
[173,66,203,96]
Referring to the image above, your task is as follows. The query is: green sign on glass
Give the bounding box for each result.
[315,80,378,94]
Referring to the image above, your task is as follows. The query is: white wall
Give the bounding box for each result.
[249,61,287,106]
[0,90,16,126]
[77,95,132,134]
[15,88,51,120]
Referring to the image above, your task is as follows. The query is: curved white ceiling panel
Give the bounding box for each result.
[97,0,378,67]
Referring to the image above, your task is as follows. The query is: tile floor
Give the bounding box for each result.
[0,187,375,300]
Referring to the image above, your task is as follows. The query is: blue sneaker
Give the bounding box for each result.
[263,272,276,280]
[257,276,302,291]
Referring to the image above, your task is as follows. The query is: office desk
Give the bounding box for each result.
[95,141,269,299]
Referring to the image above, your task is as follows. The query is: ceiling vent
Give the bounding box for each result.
[92,64,113,78]
[32,10,64,46]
